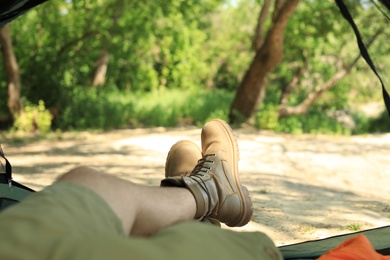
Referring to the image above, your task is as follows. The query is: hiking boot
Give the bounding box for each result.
[161,119,253,227]
[163,140,221,227]
[164,140,202,178]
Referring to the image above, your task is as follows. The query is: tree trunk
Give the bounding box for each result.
[253,0,271,51]
[91,51,109,87]
[0,24,23,117]
[229,0,300,124]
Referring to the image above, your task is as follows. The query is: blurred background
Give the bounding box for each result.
[1,0,389,135]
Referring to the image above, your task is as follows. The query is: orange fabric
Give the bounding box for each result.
[318,234,390,260]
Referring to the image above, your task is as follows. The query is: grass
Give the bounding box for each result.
[344,223,362,231]
[298,225,317,234]
[3,86,386,134]
[57,87,234,130]
[259,189,269,194]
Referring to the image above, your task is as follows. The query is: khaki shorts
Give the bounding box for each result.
[0,182,281,259]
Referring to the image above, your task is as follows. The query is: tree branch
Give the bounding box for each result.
[253,0,271,51]
[280,51,307,106]
[278,30,382,118]
[58,30,99,56]
[273,0,286,22]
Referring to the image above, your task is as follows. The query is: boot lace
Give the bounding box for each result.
[191,154,216,176]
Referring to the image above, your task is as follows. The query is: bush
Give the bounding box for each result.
[13,100,53,133]
[57,87,234,130]
[133,88,233,127]
[367,111,390,133]
[58,87,135,130]
[14,86,381,136]
[351,110,370,134]
[254,104,279,130]
[253,103,353,135]
[277,110,351,136]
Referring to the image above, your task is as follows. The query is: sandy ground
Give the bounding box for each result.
[2,127,390,246]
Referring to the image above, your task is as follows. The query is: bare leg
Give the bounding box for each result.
[58,166,196,236]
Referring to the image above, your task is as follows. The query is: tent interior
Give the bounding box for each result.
[1,0,389,259]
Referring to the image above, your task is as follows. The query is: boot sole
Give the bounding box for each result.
[211,119,253,227]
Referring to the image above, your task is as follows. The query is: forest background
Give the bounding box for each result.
[0,0,389,135]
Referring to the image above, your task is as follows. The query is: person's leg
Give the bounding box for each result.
[59,166,196,236]
[60,118,253,236]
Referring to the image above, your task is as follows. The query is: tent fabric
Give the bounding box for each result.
[279,225,390,259]
[317,235,390,260]
[0,174,35,211]
[0,146,35,211]
[0,0,47,28]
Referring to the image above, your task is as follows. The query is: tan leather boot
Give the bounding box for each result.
[163,140,221,226]
[161,119,253,227]
[164,140,202,178]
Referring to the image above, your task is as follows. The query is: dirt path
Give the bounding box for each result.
[2,127,390,246]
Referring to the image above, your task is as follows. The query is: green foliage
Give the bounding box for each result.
[344,223,362,231]
[203,109,229,125]
[254,104,279,130]
[58,85,383,136]
[132,90,187,127]
[188,90,233,126]
[277,106,352,135]
[8,0,224,104]
[367,111,390,133]
[13,100,52,133]
[58,87,135,130]
[152,12,209,90]
[56,87,233,130]
[351,111,371,134]
[205,0,257,91]
[1,0,389,135]
[253,101,353,135]
[267,0,388,134]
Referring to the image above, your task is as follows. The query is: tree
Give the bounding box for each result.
[274,0,389,119]
[0,24,23,119]
[278,30,382,118]
[7,0,223,97]
[229,0,300,124]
